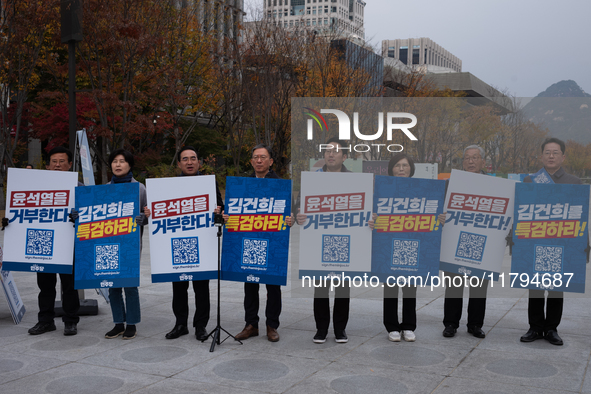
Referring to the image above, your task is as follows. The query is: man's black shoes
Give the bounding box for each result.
[520,328,544,342]
[165,324,189,339]
[442,325,457,337]
[28,322,56,335]
[544,330,563,346]
[195,326,208,341]
[467,326,486,338]
[64,322,78,336]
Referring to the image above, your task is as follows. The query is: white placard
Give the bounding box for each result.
[0,247,26,324]
[298,171,373,278]
[439,169,515,279]
[147,176,219,282]
[3,168,77,274]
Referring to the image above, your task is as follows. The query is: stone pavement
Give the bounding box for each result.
[1,231,591,394]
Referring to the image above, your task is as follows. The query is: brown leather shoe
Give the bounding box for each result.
[267,326,280,342]
[235,324,259,340]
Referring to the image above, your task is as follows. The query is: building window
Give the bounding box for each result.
[399,46,408,64]
[412,47,419,64]
[388,46,395,58]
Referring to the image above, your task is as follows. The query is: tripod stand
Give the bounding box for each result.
[205,217,242,352]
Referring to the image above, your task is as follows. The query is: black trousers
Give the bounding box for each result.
[37,272,80,324]
[443,273,488,329]
[528,289,563,332]
[313,282,350,331]
[172,280,210,328]
[383,284,417,332]
[244,283,281,329]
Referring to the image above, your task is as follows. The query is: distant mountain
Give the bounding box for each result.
[536,80,591,98]
[522,80,591,143]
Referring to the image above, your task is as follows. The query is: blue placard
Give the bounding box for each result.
[221,177,292,286]
[371,176,446,282]
[511,183,589,293]
[74,183,141,289]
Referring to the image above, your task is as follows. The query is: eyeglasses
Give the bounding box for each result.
[252,155,269,160]
[394,163,410,169]
[463,155,481,162]
[543,150,562,157]
[181,156,198,162]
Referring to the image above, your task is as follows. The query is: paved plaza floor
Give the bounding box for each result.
[1,231,591,394]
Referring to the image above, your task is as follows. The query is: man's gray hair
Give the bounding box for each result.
[463,145,485,159]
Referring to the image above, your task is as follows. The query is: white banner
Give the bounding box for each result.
[298,172,373,278]
[3,168,77,274]
[147,176,219,282]
[439,170,515,279]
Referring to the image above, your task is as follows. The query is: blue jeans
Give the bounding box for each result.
[109,287,140,325]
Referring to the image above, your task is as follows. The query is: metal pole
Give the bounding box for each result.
[68,40,76,153]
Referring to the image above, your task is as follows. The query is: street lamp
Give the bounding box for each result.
[60,0,83,153]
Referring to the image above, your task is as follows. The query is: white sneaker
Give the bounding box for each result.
[388,331,401,342]
[402,330,416,342]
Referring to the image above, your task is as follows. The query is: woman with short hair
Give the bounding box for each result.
[104,149,149,340]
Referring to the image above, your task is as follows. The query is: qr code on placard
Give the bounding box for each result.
[95,244,120,271]
[242,239,268,267]
[322,235,350,263]
[25,229,54,257]
[534,245,563,273]
[392,239,419,267]
[455,231,486,262]
[172,237,200,265]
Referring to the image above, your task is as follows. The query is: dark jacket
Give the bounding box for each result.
[249,169,280,179]
[180,170,224,211]
[316,164,351,173]
[523,167,582,185]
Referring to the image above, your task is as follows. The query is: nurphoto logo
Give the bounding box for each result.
[304,107,418,153]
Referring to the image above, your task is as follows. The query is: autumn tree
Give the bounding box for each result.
[0,0,60,206]
[564,140,591,178]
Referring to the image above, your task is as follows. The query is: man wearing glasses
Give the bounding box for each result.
[441,145,490,339]
[165,146,223,341]
[520,138,581,346]
[232,144,293,342]
[296,137,352,344]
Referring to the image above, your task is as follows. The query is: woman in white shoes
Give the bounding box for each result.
[369,153,417,343]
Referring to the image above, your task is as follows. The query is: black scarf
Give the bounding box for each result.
[111,172,133,183]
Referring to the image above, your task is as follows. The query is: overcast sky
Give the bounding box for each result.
[244,0,591,97]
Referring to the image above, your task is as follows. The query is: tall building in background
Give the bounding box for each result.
[200,0,244,43]
[176,0,244,44]
[263,0,366,40]
[382,37,461,72]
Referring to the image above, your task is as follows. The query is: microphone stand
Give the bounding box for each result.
[206,214,241,352]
